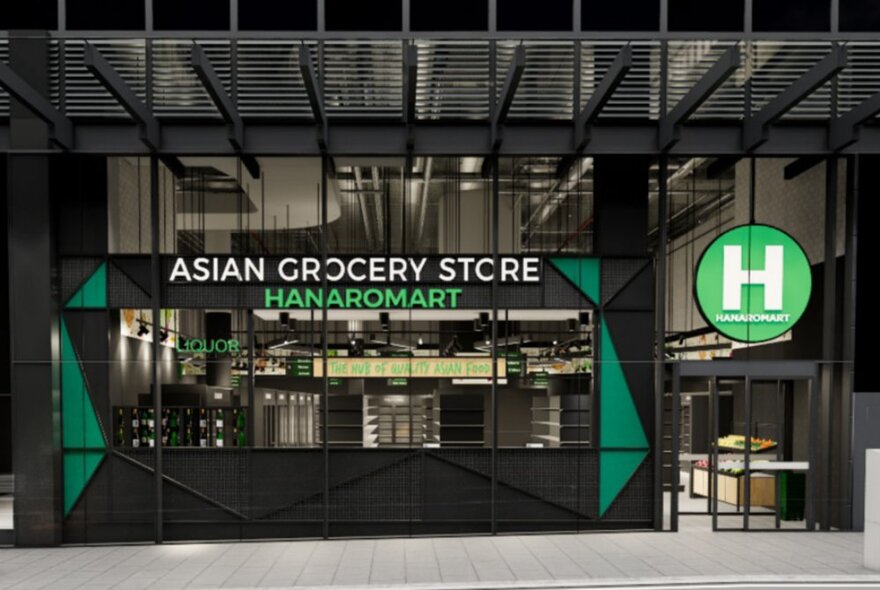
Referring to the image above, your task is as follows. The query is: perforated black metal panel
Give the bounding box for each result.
[497,448,598,519]
[60,257,103,302]
[601,259,649,304]
[603,456,654,522]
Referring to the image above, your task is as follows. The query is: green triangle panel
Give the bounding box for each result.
[548,257,601,306]
[599,449,648,517]
[66,262,107,309]
[63,450,105,516]
[61,319,106,450]
[599,321,649,449]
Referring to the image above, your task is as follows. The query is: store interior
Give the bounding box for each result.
[0,151,846,540]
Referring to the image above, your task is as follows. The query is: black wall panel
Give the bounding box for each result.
[238,0,317,30]
[0,0,57,29]
[66,0,145,30]
[53,157,108,256]
[582,0,659,31]
[497,0,572,31]
[326,0,402,31]
[669,0,744,31]
[412,0,488,31]
[841,0,880,31]
[593,156,650,256]
[153,0,230,30]
[855,157,880,392]
[604,311,655,445]
[753,0,830,32]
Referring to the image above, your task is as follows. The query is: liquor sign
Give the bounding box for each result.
[313,357,507,379]
[695,225,812,343]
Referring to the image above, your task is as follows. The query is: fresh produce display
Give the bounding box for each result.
[693,459,743,476]
[716,434,776,452]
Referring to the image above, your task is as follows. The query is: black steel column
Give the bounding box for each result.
[320,154,329,539]
[654,155,668,531]
[490,153,499,535]
[150,155,162,543]
[820,158,838,531]
[247,310,255,447]
[840,155,858,530]
[8,31,62,546]
[205,312,232,387]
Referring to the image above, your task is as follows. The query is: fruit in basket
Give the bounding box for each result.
[716,434,776,451]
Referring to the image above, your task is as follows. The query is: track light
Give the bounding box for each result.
[417,336,424,346]
[280,312,290,328]
[479,312,489,327]
[379,312,390,331]
[473,318,482,332]
[579,311,590,326]
[567,319,577,333]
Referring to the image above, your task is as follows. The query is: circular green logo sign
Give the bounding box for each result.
[695,224,812,343]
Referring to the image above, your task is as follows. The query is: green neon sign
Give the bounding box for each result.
[265,287,463,309]
[695,224,812,343]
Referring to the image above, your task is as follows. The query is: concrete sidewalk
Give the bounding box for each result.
[1,520,879,590]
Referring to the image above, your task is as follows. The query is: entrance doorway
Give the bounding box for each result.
[668,361,819,532]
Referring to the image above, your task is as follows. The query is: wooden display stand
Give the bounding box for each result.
[691,465,776,509]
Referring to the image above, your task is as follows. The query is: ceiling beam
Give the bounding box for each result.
[492,44,526,150]
[0,62,74,150]
[298,45,327,150]
[575,45,632,151]
[829,91,880,152]
[783,155,824,180]
[84,43,159,150]
[191,44,243,151]
[706,156,741,179]
[743,44,847,152]
[659,45,741,151]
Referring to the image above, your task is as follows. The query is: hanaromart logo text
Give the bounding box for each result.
[695,225,811,343]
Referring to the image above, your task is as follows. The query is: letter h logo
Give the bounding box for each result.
[722,245,783,311]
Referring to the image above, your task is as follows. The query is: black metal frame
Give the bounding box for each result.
[670,361,820,533]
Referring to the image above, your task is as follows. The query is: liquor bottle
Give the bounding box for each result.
[170,428,179,447]
[131,408,139,429]
[237,409,247,447]
[184,408,194,446]
[215,409,225,447]
[199,408,208,447]
[116,408,126,446]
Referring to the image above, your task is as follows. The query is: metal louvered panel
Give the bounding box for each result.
[750,41,833,120]
[153,40,230,118]
[416,40,490,120]
[581,41,661,120]
[324,41,402,118]
[60,40,147,118]
[839,42,880,118]
[237,40,314,119]
[0,40,8,118]
[668,40,745,120]
[496,41,574,120]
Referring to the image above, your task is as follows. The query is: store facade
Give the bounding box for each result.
[1,0,879,546]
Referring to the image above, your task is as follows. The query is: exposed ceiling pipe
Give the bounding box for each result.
[353,167,375,250]
[371,166,384,248]
[415,157,434,248]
